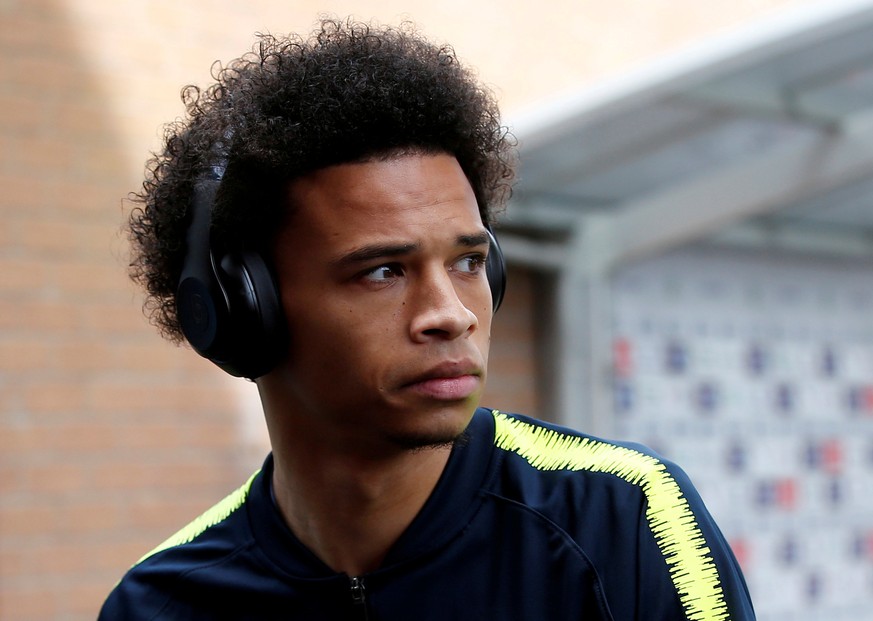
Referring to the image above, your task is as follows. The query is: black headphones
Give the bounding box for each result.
[176,159,507,380]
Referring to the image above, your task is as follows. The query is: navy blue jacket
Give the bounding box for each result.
[100,409,755,620]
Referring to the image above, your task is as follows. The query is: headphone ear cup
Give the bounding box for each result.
[177,271,228,358]
[215,251,287,378]
[176,179,234,361]
[485,228,506,312]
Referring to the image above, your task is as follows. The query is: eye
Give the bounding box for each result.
[363,263,403,282]
[452,254,486,275]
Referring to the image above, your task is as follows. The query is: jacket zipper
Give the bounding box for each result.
[350,576,369,620]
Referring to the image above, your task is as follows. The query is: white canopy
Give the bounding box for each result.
[506,0,873,270]
[501,0,873,428]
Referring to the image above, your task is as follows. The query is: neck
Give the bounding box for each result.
[257,376,456,575]
[271,443,451,575]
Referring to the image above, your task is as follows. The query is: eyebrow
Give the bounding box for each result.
[334,232,490,268]
[458,232,490,247]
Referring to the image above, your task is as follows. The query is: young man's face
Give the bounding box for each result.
[268,153,493,453]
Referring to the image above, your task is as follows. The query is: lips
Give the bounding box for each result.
[401,361,482,401]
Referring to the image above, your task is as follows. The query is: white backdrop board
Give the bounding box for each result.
[611,247,873,621]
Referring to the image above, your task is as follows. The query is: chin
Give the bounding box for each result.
[389,428,466,451]
[387,402,477,450]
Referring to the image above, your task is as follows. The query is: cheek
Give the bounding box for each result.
[476,318,492,355]
[287,303,395,370]
[475,305,493,354]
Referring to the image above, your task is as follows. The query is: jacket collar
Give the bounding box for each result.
[247,408,498,578]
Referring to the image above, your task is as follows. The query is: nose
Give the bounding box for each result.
[409,268,478,343]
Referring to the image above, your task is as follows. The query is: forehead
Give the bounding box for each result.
[281,153,483,250]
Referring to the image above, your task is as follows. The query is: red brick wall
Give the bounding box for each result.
[0,6,539,619]
[483,266,542,417]
[0,3,254,619]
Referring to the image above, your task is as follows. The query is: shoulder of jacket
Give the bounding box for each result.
[489,409,673,484]
[488,409,732,621]
[134,469,260,567]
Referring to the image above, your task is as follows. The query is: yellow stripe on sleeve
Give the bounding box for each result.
[491,411,729,621]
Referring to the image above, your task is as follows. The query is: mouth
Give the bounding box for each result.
[401,361,482,401]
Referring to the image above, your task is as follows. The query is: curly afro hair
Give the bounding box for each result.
[127,17,516,343]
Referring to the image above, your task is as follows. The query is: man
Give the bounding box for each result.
[101,18,755,620]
